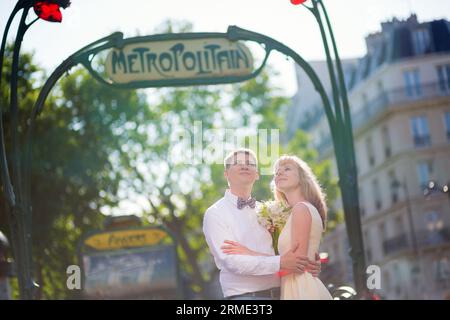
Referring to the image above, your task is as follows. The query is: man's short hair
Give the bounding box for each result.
[224,148,258,169]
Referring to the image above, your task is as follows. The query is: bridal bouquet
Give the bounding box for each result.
[255,200,291,255]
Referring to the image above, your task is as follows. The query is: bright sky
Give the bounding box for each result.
[2,0,450,96]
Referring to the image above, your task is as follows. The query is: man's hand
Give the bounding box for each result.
[280,249,322,276]
[306,252,321,278]
[280,243,309,273]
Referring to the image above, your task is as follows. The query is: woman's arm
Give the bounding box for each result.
[221,240,273,257]
[290,203,312,257]
[290,204,322,277]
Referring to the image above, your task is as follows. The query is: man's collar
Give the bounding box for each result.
[225,189,253,205]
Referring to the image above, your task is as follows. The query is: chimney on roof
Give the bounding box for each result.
[381,14,419,33]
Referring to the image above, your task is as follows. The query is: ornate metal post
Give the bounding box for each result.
[0,0,71,299]
[295,0,368,297]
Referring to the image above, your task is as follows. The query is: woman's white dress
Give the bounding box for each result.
[278,201,333,300]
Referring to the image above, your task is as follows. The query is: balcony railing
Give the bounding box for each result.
[353,82,450,131]
[413,135,431,147]
[382,228,450,257]
[314,82,450,154]
[416,228,450,247]
[383,233,409,256]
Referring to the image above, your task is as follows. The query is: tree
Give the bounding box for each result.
[1,44,151,298]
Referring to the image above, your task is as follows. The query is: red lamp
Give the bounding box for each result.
[290,0,308,5]
[33,0,71,23]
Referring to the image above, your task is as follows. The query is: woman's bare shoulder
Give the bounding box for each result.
[291,202,312,220]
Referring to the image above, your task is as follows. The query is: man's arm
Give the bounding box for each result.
[203,209,280,276]
[221,240,313,275]
[221,240,273,256]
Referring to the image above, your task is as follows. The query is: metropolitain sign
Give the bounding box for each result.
[105,38,254,85]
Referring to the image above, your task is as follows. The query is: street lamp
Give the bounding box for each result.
[424,180,450,206]
[0,0,71,300]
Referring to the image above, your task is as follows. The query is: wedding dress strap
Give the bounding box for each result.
[292,201,310,208]
[291,202,315,217]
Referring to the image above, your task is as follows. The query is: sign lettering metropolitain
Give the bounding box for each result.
[105,38,254,84]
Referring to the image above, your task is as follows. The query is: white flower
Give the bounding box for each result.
[255,200,291,231]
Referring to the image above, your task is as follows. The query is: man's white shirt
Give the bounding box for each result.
[203,189,280,298]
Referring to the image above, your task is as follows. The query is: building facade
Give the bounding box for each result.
[286,15,450,299]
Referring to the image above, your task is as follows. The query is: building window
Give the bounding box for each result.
[393,264,403,296]
[389,171,399,204]
[379,222,387,255]
[373,178,382,211]
[362,93,369,106]
[364,230,372,263]
[417,160,433,190]
[410,116,431,147]
[395,215,404,235]
[366,136,375,167]
[366,248,372,264]
[383,271,391,295]
[382,126,392,158]
[404,69,422,97]
[445,112,450,142]
[425,211,444,246]
[359,187,365,217]
[413,29,431,55]
[426,211,444,231]
[377,81,384,95]
[433,257,450,289]
[436,64,450,92]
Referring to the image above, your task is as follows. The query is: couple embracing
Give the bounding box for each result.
[203,148,332,300]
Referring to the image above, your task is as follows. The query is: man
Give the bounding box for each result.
[203,148,320,300]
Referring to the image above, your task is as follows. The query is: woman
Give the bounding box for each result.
[221,155,332,300]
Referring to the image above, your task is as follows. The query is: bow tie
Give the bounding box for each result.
[237,197,256,209]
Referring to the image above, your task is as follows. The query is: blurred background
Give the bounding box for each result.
[0,0,449,299]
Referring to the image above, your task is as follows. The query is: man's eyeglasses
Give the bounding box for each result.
[227,161,257,168]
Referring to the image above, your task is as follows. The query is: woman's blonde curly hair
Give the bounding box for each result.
[272,155,327,230]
